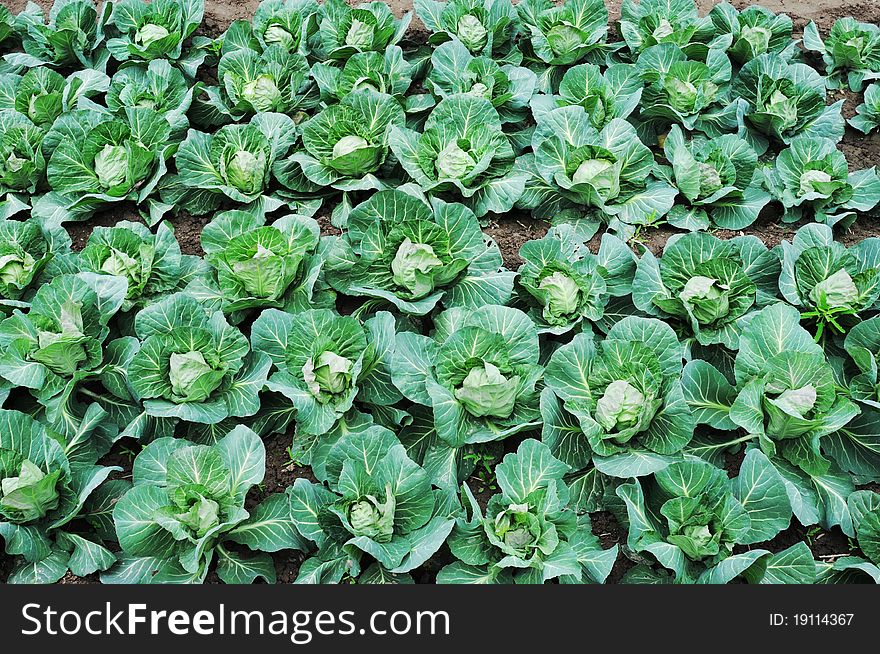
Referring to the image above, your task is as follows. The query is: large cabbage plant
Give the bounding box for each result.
[616,452,798,584]
[440,439,616,584]
[288,425,455,583]
[324,189,514,315]
[633,231,780,350]
[389,94,526,217]
[126,292,270,425]
[107,426,305,583]
[0,409,120,584]
[543,317,694,478]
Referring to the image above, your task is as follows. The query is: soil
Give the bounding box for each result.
[2,0,879,584]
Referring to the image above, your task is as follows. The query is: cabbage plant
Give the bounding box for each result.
[0,409,120,584]
[529,62,642,128]
[108,426,304,583]
[516,0,612,67]
[163,112,297,214]
[778,224,880,340]
[197,43,313,124]
[188,209,325,316]
[633,232,780,349]
[850,83,880,134]
[425,38,536,125]
[252,0,320,55]
[731,54,845,154]
[106,60,196,137]
[251,308,400,437]
[658,125,770,230]
[13,0,111,69]
[543,317,694,477]
[440,439,616,584]
[41,107,173,222]
[0,272,126,405]
[389,94,525,217]
[684,303,860,477]
[763,137,880,225]
[106,0,206,75]
[126,293,270,424]
[324,189,514,315]
[277,89,404,192]
[636,44,731,132]
[517,224,635,334]
[78,221,205,312]
[0,110,45,199]
[311,45,416,108]
[617,452,797,584]
[708,2,796,65]
[804,17,880,91]
[392,305,542,455]
[0,219,57,313]
[288,425,454,581]
[521,106,671,232]
[618,0,715,59]
[316,0,411,61]
[415,0,521,63]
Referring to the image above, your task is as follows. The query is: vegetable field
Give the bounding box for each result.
[1,0,880,586]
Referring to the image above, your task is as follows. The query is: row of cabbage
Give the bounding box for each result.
[1,0,880,585]
[1,0,880,236]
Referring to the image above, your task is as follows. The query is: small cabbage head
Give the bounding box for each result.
[652,19,675,41]
[0,459,61,523]
[0,250,36,288]
[469,82,490,99]
[669,522,720,560]
[809,268,860,309]
[33,303,88,375]
[768,384,817,418]
[329,134,379,175]
[740,25,772,56]
[242,75,282,112]
[697,162,723,197]
[391,238,443,299]
[538,271,580,321]
[455,362,520,419]
[174,494,222,538]
[264,23,295,49]
[595,380,645,433]
[493,504,541,557]
[100,247,140,281]
[457,14,488,52]
[798,169,834,196]
[223,149,267,195]
[345,19,375,49]
[168,350,224,402]
[572,158,617,199]
[680,275,730,324]
[94,144,128,189]
[231,243,286,298]
[766,89,798,130]
[136,23,171,47]
[435,141,476,180]
[664,77,699,113]
[347,485,395,542]
[546,24,582,58]
[303,350,353,400]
